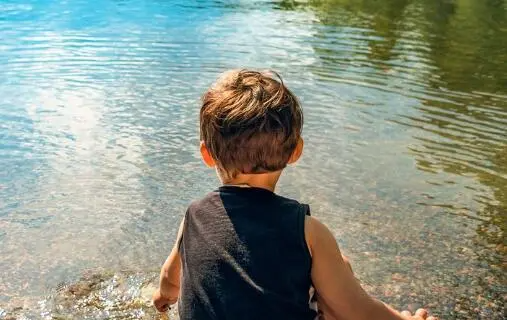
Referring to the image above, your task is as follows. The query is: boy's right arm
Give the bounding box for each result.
[153,218,184,312]
[306,216,437,320]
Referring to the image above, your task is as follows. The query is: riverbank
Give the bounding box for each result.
[1,268,504,319]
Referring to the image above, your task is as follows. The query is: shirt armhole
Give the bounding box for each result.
[177,209,189,253]
[299,204,313,265]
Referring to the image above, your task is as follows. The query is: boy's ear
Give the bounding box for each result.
[200,141,216,167]
[288,138,304,164]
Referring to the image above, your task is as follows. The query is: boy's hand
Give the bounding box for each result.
[152,288,175,313]
[307,216,440,320]
[401,309,438,320]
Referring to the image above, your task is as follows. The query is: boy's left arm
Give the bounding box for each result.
[153,219,184,312]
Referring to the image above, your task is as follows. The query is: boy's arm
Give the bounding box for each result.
[306,216,435,320]
[153,218,184,312]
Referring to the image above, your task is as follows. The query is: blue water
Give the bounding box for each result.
[1,0,506,319]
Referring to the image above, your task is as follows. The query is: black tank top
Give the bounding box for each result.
[178,186,317,320]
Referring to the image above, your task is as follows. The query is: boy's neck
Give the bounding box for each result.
[220,170,282,192]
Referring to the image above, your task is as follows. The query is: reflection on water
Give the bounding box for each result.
[0,0,505,319]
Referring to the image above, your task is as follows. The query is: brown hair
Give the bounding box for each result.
[200,69,303,178]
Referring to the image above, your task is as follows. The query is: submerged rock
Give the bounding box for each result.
[0,271,179,320]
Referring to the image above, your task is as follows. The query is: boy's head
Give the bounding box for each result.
[200,69,303,179]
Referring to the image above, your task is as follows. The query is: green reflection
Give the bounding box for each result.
[279,0,507,284]
[283,0,507,241]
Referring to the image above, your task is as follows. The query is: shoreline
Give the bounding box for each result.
[1,269,504,320]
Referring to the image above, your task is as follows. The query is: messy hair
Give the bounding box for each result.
[200,69,303,178]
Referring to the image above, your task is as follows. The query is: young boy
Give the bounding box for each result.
[153,70,437,320]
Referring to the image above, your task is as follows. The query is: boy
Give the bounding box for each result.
[153,70,437,320]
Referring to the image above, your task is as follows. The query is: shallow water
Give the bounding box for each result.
[0,0,506,319]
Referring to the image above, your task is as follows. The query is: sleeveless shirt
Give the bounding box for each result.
[178,186,317,320]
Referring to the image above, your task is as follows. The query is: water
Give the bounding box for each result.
[0,0,506,319]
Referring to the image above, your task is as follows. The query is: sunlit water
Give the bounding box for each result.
[0,0,506,319]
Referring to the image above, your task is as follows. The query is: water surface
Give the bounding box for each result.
[0,0,506,319]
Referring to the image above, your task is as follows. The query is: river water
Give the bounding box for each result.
[0,0,506,319]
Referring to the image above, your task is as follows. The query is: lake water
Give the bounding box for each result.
[0,0,506,319]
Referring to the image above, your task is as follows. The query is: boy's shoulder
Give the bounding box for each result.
[186,190,221,213]
[274,193,306,206]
